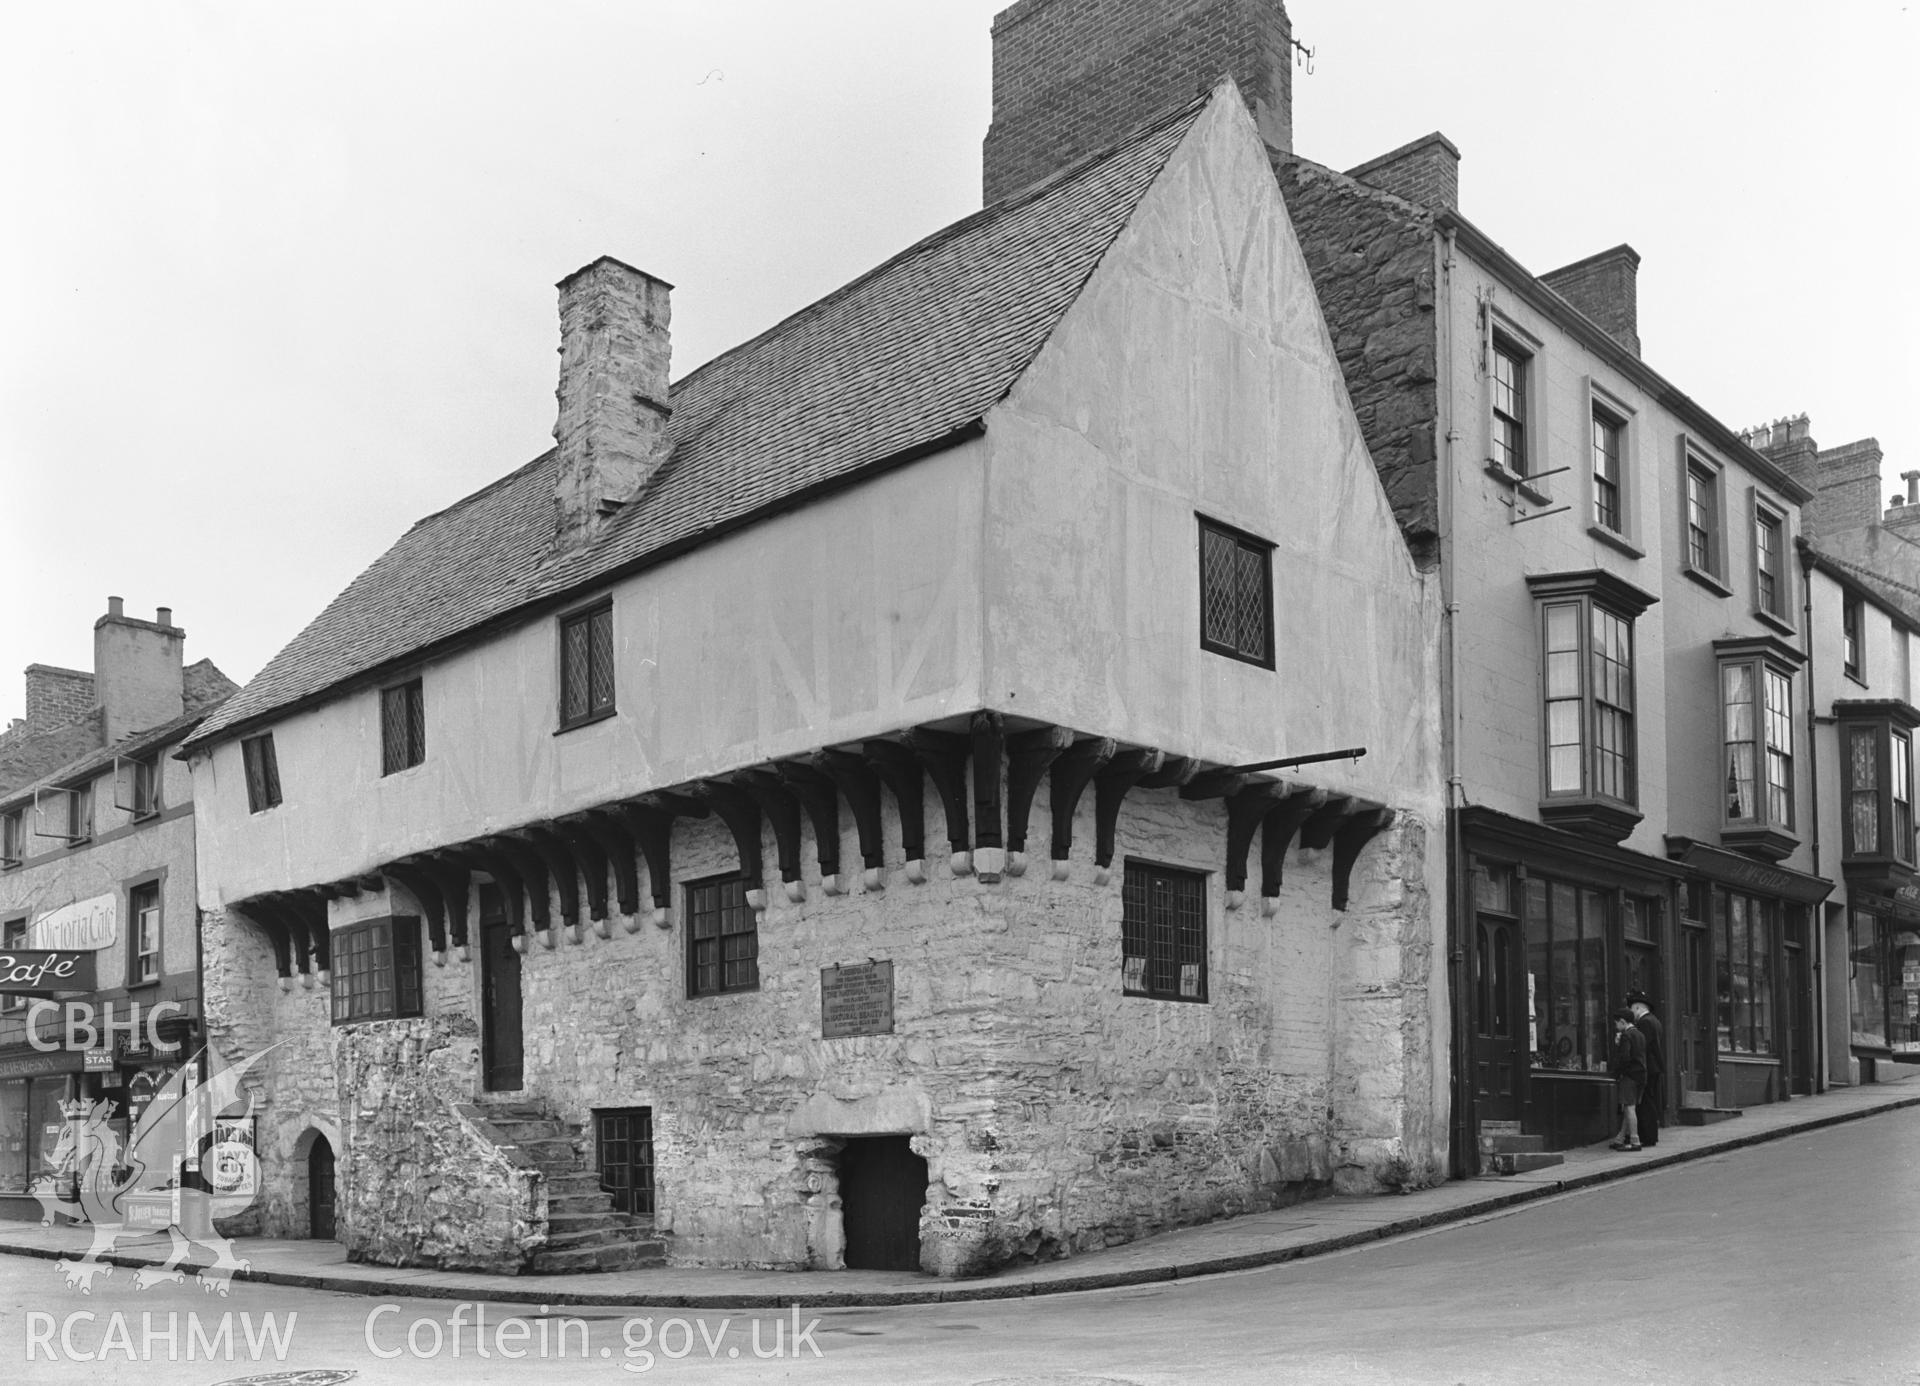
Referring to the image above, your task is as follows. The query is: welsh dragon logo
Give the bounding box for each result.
[36,1043,275,1296]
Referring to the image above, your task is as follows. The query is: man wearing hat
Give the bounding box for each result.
[1627,990,1666,1147]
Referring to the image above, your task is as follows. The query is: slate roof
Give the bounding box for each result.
[189,98,1206,750]
[0,704,225,814]
[1813,547,1920,633]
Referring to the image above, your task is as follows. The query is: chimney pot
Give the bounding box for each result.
[156,606,172,627]
[1904,471,1919,506]
[107,596,124,619]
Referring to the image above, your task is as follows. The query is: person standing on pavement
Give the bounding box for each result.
[1628,989,1666,1148]
[1609,1008,1646,1151]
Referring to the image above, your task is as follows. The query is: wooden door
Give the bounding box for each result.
[1679,923,1714,1094]
[308,1136,336,1240]
[839,1137,927,1272]
[1472,916,1524,1123]
[480,887,524,1092]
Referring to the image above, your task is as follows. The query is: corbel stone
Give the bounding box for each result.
[813,749,885,890]
[904,727,973,876]
[614,802,680,929]
[1258,787,1327,917]
[1331,806,1395,912]
[513,829,581,946]
[969,711,1006,881]
[579,811,643,929]
[1005,726,1071,879]
[1222,782,1290,911]
[862,739,928,883]
[740,770,808,903]
[694,781,768,917]
[1093,748,1163,886]
[777,761,847,895]
[1047,737,1114,880]
[383,863,450,960]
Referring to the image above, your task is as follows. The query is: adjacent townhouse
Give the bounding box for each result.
[982,0,1837,1168]
[0,601,234,1218]
[180,86,1447,1276]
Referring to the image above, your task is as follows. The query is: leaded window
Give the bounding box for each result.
[330,917,424,1024]
[1122,861,1207,1002]
[1839,705,1919,865]
[688,876,757,997]
[559,602,616,728]
[381,679,425,775]
[1198,518,1273,668]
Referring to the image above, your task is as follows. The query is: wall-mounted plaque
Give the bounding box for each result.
[820,960,894,1039]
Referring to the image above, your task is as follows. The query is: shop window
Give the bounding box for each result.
[1715,637,1804,860]
[1715,888,1775,1055]
[1849,908,1889,1050]
[329,917,424,1025]
[1197,517,1273,669]
[1122,860,1208,1002]
[1841,703,1920,866]
[1527,570,1658,843]
[687,876,757,997]
[380,678,425,775]
[559,601,616,730]
[1525,875,1611,1072]
[242,733,282,813]
[128,882,161,985]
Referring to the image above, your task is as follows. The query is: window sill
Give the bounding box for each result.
[1124,992,1211,1005]
[555,707,618,736]
[1753,607,1796,638]
[1483,460,1553,507]
[1844,668,1870,689]
[1719,823,1799,862]
[1200,641,1275,672]
[1539,796,1642,845]
[380,762,426,780]
[1587,524,1645,559]
[1681,565,1733,598]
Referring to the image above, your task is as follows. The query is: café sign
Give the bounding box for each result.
[29,893,117,951]
[0,949,97,994]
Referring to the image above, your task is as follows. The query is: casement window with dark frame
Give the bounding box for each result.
[380,678,426,775]
[128,880,161,985]
[64,783,92,844]
[1843,592,1865,681]
[1197,518,1273,669]
[559,601,616,729]
[0,809,22,868]
[242,733,282,813]
[330,916,424,1024]
[1716,636,1804,860]
[1491,335,1531,477]
[1527,570,1657,843]
[1122,860,1208,1002]
[687,875,757,997]
[1839,701,1920,868]
[1753,499,1790,625]
[121,755,161,819]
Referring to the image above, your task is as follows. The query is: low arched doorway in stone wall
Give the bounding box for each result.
[836,1136,928,1272]
[289,1126,340,1241]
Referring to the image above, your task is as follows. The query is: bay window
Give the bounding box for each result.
[1838,701,1920,867]
[1715,636,1804,860]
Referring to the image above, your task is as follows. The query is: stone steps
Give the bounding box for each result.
[1677,1106,1742,1126]
[528,1239,667,1274]
[475,1099,665,1274]
[1485,1150,1564,1175]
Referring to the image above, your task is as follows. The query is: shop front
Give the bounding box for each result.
[1461,808,1686,1154]
[1844,891,1920,1080]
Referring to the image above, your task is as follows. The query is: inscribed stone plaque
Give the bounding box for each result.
[820,960,894,1038]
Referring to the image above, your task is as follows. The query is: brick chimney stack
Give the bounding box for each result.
[553,256,673,551]
[1541,245,1642,358]
[93,597,184,742]
[982,0,1293,206]
[1345,133,1460,214]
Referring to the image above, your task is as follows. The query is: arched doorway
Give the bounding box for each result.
[308,1135,337,1240]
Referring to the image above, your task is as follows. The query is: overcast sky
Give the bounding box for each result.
[3,1,1914,725]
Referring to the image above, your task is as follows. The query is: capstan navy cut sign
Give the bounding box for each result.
[0,949,96,994]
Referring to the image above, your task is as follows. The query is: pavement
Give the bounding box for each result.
[3,1070,1916,1310]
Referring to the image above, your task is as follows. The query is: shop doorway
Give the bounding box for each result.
[1472,916,1524,1124]
[308,1137,336,1240]
[479,886,523,1092]
[837,1136,926,1272]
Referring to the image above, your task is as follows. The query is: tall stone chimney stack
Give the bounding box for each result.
[982,0,1293,206]
[93,597,185,742]
[553,256,673,551]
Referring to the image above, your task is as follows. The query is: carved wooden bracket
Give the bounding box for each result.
[1179,767,1248,802]
[1221,782,1290,905]
[739,770,807,900]
[613,801,680,927]
[1331,807,1395,911]
[242,898,295,980]
[514,829,582,942]
[578,811,642,923]
[483,836,553,937]
[970,711,1005,880]
[1005,726,1071,877]
[1094,748,1162,883]
[438,843,529,948]
[547,822,612,935]
[419,860,472,954]
[1257,787,1327,914]
[906,727,973,874]
[776,761,845,894]
[384,863,450,956]
[862,739,928,881]
[695,780,767,913]
[814,749,885,887]
[1047,737,1115,878]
